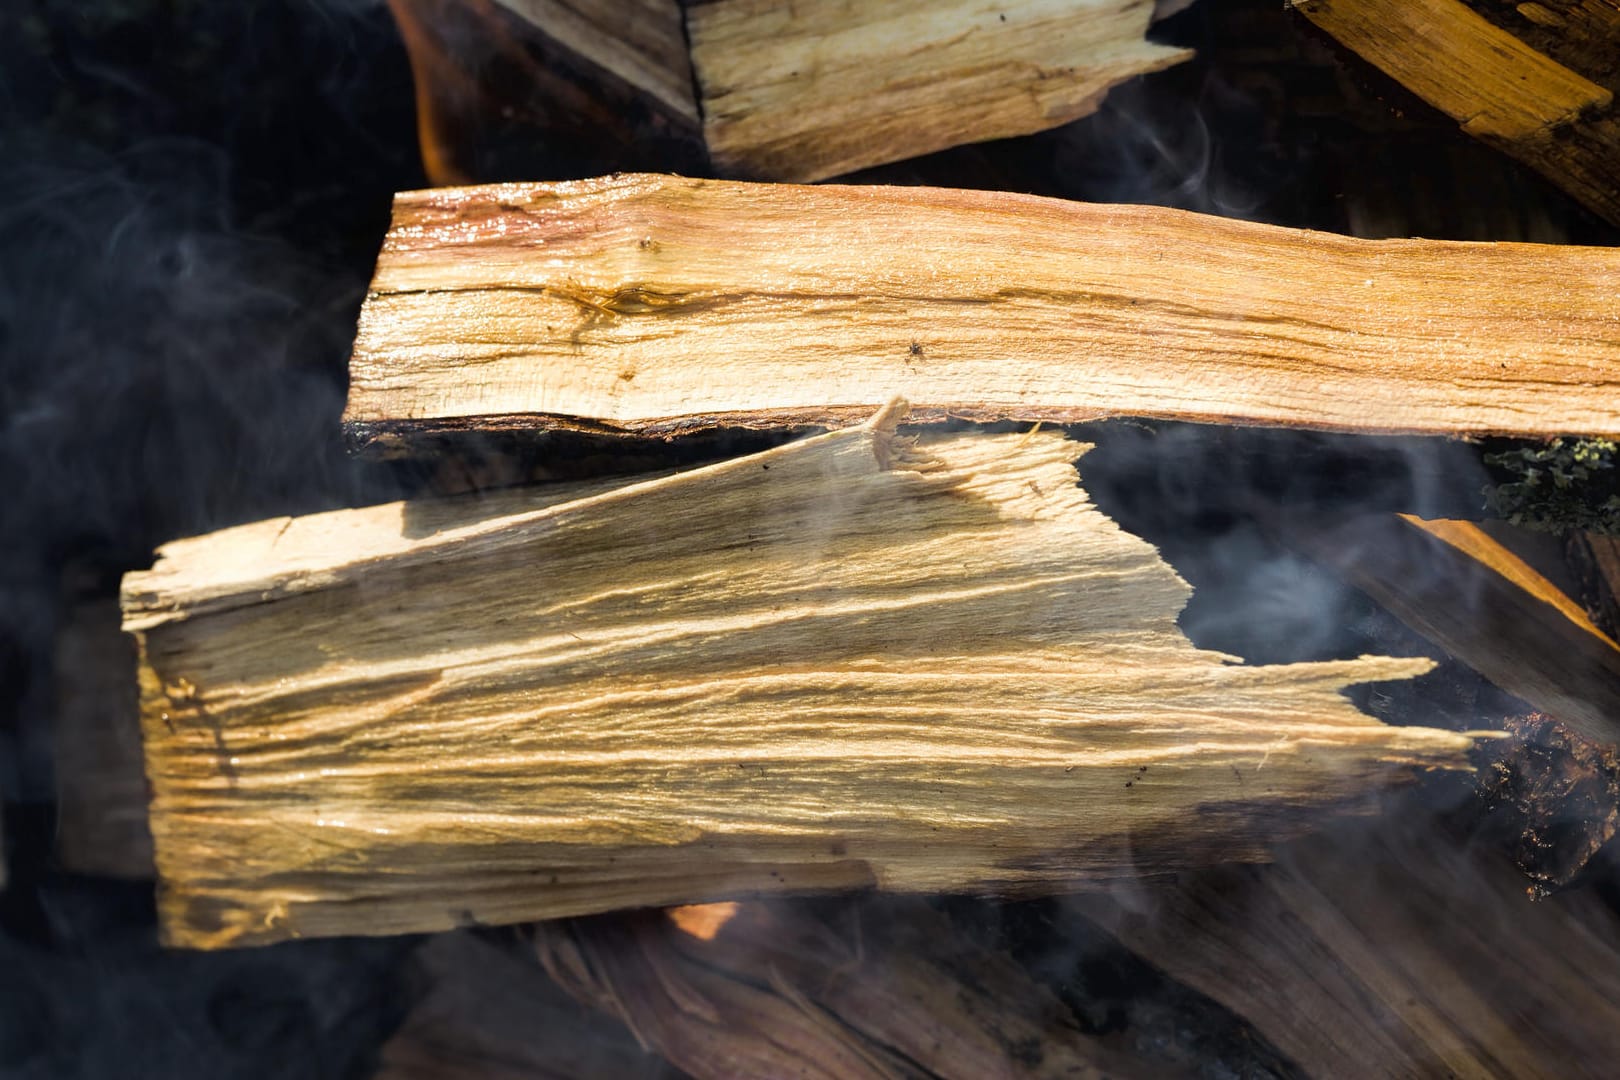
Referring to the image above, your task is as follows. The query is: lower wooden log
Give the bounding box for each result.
[376,930,673,1079]
[123,407,1474,948]
[534,898,1156,1080]
[1076,814,1620,1078]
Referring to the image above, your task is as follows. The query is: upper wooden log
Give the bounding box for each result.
[682,0,1189,180]
[345,175,1620,456]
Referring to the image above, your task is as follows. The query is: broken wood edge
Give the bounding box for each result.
[1282,512,1620,747]
[127,399,920,632]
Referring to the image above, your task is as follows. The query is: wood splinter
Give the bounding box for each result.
[125,403,1477,948]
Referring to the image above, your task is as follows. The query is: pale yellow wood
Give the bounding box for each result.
[126,406,1473,949]
[344,175,1620,447]
[684,0,1190,180]
[491,0,699,122]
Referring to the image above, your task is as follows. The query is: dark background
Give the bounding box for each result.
[1,2,1614,1076]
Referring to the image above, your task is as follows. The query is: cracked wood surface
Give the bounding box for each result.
[344,175,1620,454]
[125,407,1474,948]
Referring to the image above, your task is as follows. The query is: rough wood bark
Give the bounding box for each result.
[1287,514,1620,746]
[344,175,1620,456]
[1078,817,1620,1078]
[1290,0,1620,226]
[534,897,1165,1080]
[682,0,1189,180]
[124,407,1472,948]
[377,931,675,1079]
[55,597,155,880]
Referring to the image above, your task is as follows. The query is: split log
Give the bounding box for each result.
[343,175,1620,457]
[1286,514,1620,746]
[1078,816,1620,1078]
[54,597,154,880]
[1289,0,1620,226]
[534,897,1161,1080]
[123,406,1474,948]
[486,1,1189,181]
[376,931,673,1079]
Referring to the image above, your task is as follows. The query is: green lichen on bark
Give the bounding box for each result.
[1483,438,1620,535]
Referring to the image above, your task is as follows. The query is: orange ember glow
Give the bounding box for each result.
[666,901,741,941]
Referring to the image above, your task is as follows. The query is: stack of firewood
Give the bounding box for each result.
[40,1,1620,1076]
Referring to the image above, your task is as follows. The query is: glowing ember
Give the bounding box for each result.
[666,902,740,941]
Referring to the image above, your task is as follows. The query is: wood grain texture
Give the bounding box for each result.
[377,931,674,1079]
[124,408,1473,948]
[535,898,1160,1080]
[1291,0,1620,224]
[684,0,1189,180]
[344,175,1620,449]
[1079,819,1620,1078]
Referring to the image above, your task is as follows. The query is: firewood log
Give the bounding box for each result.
[1077,815,1620,1078]
[123,405,1475,948]
[55,597,154,880]
[485,0,1189,181]
[533,897,1162,1080]
[1290,0,1620,226]
[343,175,1620,457]
[376,931,673,1079]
